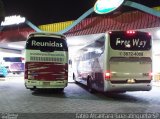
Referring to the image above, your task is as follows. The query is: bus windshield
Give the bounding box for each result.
[110,31,151,51]
[26,37,68,52]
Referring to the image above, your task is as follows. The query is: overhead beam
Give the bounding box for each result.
[58,8,94,34]
[123,1,160,17]
[25,20,42,32]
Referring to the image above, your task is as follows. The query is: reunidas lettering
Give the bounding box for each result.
[32,40,63,47]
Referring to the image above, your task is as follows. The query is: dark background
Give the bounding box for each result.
[2,0,160,25]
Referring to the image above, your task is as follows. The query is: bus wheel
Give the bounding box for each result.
[87,78,94,93]
[73,73,75,81]
[30,88,35,91]
[73,73,78,84]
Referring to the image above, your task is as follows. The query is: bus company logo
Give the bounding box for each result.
[32,40,63,47]
[116,38,147,48]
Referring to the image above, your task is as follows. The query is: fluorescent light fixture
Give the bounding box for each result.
[156,29,160,39]
[8,44,24,49]
[0,52,22,57]
[1,15,26,26]
[67,39,84,46]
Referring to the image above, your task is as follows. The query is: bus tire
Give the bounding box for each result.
[73,73,78,84]
[73,73,75,81]
[87,77,94,93]
[30,88,35,91]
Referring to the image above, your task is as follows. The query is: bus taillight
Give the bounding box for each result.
[105,70,111,79]
[149,72,153,80]
[148,32,151,36]
[24,63,28,79]
[109,31,112,34]
[24,71,28,79]
[126,30,135,34]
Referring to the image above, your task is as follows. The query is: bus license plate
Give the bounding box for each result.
[120,52,143,57]
[127,79,135,83]
[43,82,50,86]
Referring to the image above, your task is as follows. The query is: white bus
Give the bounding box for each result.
[72,31,152,93]
[24,32,68,91]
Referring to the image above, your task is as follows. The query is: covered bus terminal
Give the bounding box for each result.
[0,1,160,118]
[1,6,160,82]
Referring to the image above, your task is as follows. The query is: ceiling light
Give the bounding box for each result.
[8,44,24,49]
[156,29,160,39]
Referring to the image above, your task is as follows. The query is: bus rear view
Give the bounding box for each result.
[106,31,152,92]
[24,32,68,91]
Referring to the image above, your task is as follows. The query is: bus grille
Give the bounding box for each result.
[30,57,64,62]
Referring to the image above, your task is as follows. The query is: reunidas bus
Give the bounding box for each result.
[24,32,68,91]
[72,31,152,93]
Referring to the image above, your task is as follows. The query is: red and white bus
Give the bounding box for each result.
[24,32,68,91]
[73,30,152,93]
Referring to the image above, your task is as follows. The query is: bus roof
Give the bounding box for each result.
[28,32,66,39]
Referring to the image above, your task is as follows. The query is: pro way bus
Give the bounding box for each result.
[72,31,152,93]
[24,32,68,91]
